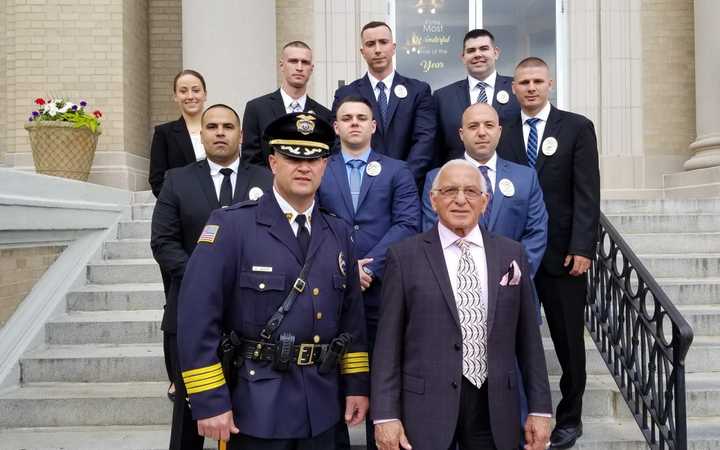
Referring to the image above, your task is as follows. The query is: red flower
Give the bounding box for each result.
[93,110,102,118]
[35,98,45,105]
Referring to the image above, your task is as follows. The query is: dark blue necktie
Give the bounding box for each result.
[526,118,541,168]
[376,81,388,128]
[479,165,493,228]
[475,81,489,104]
[218,168,233,207]
[295,214,310,259]
[347,159,366,211]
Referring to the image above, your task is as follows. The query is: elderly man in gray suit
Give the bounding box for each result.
[371,159,552,450]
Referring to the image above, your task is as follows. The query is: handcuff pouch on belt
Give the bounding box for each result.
[272,332,296,371]
[217,330,242,390]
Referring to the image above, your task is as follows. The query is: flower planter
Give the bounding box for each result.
[24,121,101,182]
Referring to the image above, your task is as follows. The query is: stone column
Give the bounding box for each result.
[683,0,720,170]
[182,0,277,117]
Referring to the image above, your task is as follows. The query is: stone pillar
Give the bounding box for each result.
[182,0,277,117]
[683,0,720,170]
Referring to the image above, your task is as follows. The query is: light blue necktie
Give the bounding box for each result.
[347,159,366,211]
[290,101,301,113]
[475,81,489,104]
[526,118,541,168]
[376,81,388,128]
[478,166,493,228]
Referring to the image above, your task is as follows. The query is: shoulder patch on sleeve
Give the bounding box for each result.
[197,225,219,244]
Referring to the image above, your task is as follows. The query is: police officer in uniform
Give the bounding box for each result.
[176,112,370,450]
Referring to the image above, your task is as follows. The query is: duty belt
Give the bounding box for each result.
[241,338,329,366]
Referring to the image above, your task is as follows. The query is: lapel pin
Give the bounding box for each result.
[366,161,382,177]
[496,90,510,104]
[498,178,515,197]
[338,251,347,276]
[248,186,264,201]
[393,84,408,99]
[542,137,558,156]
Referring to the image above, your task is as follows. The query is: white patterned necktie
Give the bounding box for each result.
[455,239,488,388]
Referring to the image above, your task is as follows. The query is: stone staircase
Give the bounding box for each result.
[0,193,717,449]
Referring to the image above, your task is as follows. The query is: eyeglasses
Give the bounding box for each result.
[433,186,484,199]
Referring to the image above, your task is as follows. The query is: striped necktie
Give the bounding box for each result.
[475,81,489,104]
[526,117,541,168]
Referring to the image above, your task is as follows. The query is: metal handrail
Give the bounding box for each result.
[585,212,694,450]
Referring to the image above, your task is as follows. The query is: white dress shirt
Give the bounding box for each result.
[438,222,489,310]
[273,187,313,236]
[207,157,239,200]
[189,133,206,161]
[280,88,307,113]
[465,152,497,192]
[367,71,395,102]
[468,71,497,105]
[521,101,552,151]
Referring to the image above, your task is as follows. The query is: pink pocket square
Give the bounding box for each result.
[499,260,522,286]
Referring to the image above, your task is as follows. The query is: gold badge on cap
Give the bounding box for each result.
[248,186,264,201]
[496,90,510,104]
[366,161,382,177]
[296,114,316,135]
[498,178,515,197]
[338,251,347,276]
[394,84,408,99]
[542,137,558,156]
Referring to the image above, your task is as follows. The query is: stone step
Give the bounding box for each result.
[623,232,720,254]
[0,382,170,428]
[104,239,153,259]
[0,425,218,450]
[87,259,161,284]
[638,253,720,278]
[677,306,720,336]
[46,310,163,345]
[686,373,720,418]
[605,213,720,233]
[20,344,165,383]
[655,278,720,306]
[66,283,165,312]
[117,220,151,240]
[601,198,720,215]
[132,203,156,221]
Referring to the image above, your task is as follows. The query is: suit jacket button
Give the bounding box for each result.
[353,225,360,230]
[312,288,320,296]
[249,369,256,376]
[258,283,266,290]
[454,343,461,351]
[316,312,323,320]
[451,381,458,389]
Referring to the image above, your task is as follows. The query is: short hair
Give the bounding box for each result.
[361,21,393,38]
[173,69,206,93]
[462,29,496,48]
[431,159,487,193]
[516,57,549,71]
[334,95,373,119]
[201,103,241,126]
[282,40,311,51]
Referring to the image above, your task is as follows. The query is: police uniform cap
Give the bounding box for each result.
[263,112,334,159]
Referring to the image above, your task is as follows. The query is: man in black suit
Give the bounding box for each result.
[434,29,520,164]
[151,104,273,450]
[496,57,600,449]
[241,41,332,167]
[372,159,552,450]
[332,21,436,185]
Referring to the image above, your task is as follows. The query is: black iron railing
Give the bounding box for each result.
[585,213,694,450]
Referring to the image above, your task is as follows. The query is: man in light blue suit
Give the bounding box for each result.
[319,95,420,450]
[423,102,547,277]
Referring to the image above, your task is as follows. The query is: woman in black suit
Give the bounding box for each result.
[148,69,208,197]
[148,70,207,402]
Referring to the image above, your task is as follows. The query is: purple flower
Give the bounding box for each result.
[71,104,78,111]
[80,100,87,107]
[32,111,39,116]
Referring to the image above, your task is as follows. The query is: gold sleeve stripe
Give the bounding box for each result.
[187,378,226,395]
[182,362,222,378]
[342,362,370,369]
[341,366,370,374]
[342,352,369,360]
[185,373,225,390]
[183,367,223,383]
[343,356,369,364]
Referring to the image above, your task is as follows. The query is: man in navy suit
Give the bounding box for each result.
[372,160,552,450]
[422,102,547,277]
[332,21,436,185]
[318,96,420,449]
[497,57,600,449]
[151,104,273,450]
[242,41,332,167]
[434,29,520,164]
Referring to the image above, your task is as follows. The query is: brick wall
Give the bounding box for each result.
[642,0,695,157]
[0,245,64,328]
[149,0,182,128]
[122,0,149,159]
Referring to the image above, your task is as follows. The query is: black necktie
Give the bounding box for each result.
[295,214,310,259]
[479,165,493,228]
[219,168,233,207]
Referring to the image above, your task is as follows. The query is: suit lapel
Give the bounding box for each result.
[456,79,471,110]
[233,161,251,202]
[328,154,355,218]
[384,73,404,128]
[506,117,528,165]
[358,75,384,135]
[257,195,304,264]
[535,106,561,174]
[305,206,328,263]
[269,89,287,118]
[482,228,501,336]
[194,160,220,210]
[491,76,510,111]
[356,151,380,211]
[172,117,196,164]
[487,159,505,229]
[423,229,461,328]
